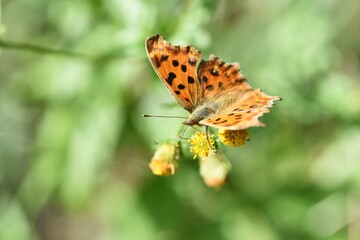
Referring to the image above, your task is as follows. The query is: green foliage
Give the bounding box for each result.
[1,0,360,239]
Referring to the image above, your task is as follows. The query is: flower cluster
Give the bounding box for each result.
[149,128,250,188]
[188,131,216,158]
[218,129,249,147]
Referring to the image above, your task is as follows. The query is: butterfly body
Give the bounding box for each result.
[183,88,244,124]
[146,34,281,130]
[183,106,215,126]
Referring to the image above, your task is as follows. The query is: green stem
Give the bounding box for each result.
[0,40,93,60]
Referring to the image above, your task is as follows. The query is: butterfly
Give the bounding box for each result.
[145,34,281,130]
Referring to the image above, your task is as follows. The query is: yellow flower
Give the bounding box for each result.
[199,152,231,188]
[149,143,179,176]
[188,131,216,158]
[217,129,249,147]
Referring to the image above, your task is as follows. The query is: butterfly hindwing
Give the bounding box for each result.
[199,89,281,130]
[197,55,251,97]
[146,34,202,112]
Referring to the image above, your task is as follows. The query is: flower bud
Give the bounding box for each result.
[199,152,231,188]
[149,143,179,176]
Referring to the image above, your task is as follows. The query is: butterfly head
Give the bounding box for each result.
[183,106,216,126]
[183,113,200,126]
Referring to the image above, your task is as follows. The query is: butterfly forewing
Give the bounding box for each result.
[199,89,281,130]
[146,34,202,112]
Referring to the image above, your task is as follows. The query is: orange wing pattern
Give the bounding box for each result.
[199,89,281,130]
[197,55,251,97]
[146,34,202,112]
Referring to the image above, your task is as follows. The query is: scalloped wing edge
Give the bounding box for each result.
[199,92,282,130]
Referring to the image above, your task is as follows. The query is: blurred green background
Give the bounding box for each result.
[1,0,360,239]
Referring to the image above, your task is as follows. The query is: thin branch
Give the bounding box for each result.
[0,40,93,60]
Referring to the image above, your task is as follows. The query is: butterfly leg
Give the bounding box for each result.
[205,126,217,153]
[176,125,189,147]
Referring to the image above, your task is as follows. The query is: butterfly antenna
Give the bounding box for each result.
[142,114,187,119]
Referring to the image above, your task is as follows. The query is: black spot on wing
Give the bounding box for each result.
[205,85,214,91]
[224,64,233,72]
[146,34,161,53]
[188,76,195,84]
[160,55,169,62]
[178,84,185,90]
[202,76,208,83]
[181,65,187,72]
[235,78,245,84]
[210,68,219,76]
[166,72,176,86]
[189,58,196,66]
[153,56,161,68]
[172,60,179,67]
[218,120,228,124]
[218,82,223,88]
[173,46,180,54]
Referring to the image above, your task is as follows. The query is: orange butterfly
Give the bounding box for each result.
[145,34,281,130]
